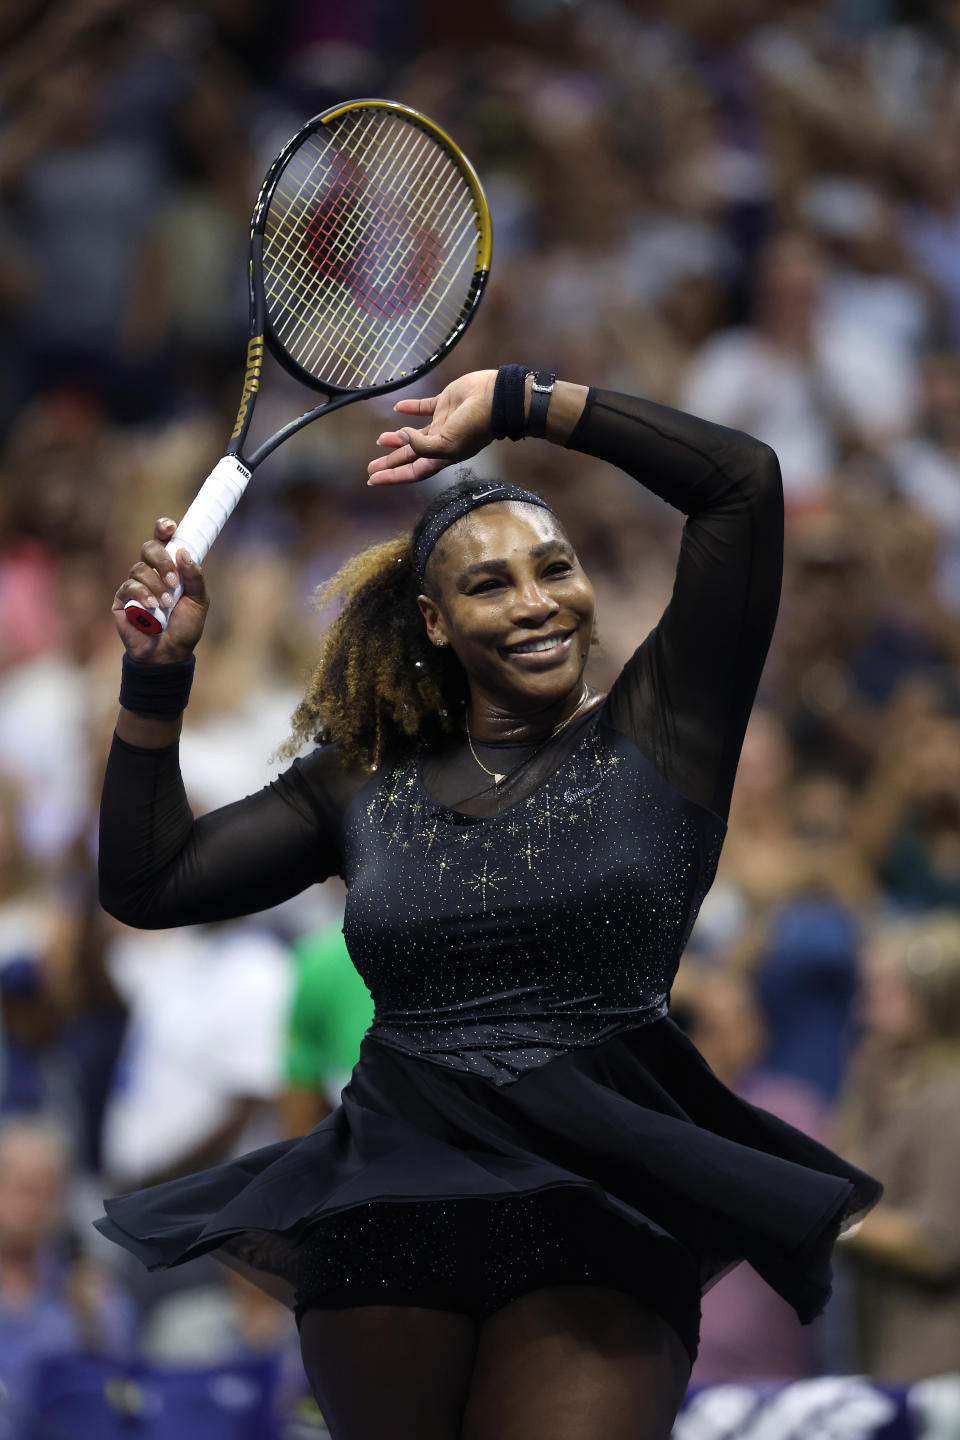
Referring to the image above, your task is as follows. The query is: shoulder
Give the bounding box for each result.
[274,742,376,825]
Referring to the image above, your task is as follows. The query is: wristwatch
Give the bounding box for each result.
[526,370,556,439]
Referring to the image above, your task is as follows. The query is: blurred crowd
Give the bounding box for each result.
[3,0,960,1429]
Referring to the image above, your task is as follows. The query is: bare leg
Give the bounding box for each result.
[299,1304,479,1440]
[460,1284,691,1440]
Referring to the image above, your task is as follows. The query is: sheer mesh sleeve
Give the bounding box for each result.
[566,388,783,822]
[98,735,354,929]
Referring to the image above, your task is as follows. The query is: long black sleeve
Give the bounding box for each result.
[566,388,783,822]
[98,737,346,928]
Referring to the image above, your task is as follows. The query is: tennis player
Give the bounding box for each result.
[97,366,880,1440]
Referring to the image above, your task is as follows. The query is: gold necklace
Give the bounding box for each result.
[466,684,591,787]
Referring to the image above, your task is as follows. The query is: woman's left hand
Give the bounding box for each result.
[366,369,497,485]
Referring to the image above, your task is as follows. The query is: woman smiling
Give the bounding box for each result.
[96,365,881,1440]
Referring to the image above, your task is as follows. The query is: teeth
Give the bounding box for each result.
[511,635,568,654]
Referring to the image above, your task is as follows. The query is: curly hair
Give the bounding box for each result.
[278,474,531,771]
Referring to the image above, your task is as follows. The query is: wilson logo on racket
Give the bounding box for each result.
[304,152,442,320]
[230,336,264,440]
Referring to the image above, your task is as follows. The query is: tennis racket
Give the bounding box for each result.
[124,98,492,635]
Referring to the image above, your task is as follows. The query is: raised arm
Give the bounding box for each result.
[566,389,783,822]
[101,519,344,929]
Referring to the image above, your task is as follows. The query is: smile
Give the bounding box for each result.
[502,629,574,658]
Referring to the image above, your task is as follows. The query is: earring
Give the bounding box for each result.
[434,638,447,648]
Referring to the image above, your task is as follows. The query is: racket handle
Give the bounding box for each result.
[123,456,253,636]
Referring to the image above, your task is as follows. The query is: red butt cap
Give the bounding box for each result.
[125,605,163,636]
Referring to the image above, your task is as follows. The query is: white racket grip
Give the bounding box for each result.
[124,456,252,635]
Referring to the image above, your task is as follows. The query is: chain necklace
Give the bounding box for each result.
[466,683,592,787]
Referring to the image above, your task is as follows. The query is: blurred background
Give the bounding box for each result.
[4,0,960,1435]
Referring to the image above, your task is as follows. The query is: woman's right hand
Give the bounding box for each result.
[112,517,209,663]
[366,369,497,485]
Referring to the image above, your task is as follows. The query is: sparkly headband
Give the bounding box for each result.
[413,483,556,582]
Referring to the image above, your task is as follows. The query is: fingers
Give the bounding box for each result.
[126,559,171,610]
[114,520,206,619]
[376,426,449,454]
[114,573,163,619]
[141,518,180,599]
[393,396,437,416]
[175,548,206,602]
[367,449,447,485]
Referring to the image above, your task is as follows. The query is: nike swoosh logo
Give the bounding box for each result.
[563,780,604,804]
[472,487,504,501]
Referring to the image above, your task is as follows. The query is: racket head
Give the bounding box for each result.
[253,100,491,399]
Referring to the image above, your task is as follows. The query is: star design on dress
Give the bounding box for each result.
[503,817,523,839]
[378,775,406,821]
[523,838,547,870]
[533,793,553,840]
[465,859,506,913]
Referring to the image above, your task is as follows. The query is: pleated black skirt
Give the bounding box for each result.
[95,1017,881,1366]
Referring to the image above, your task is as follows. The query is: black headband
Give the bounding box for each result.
[414,483,556,582]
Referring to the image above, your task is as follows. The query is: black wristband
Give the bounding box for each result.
[119,652,195,718]
[526,370,556,438]
[491,364,533,441]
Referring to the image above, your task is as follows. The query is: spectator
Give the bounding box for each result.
[855,691,960,911]
[100,920,293,1193]
[838,913,960,1380]
[681,230,918,506]
[279,916,374,1137]
[140,1268,307,1412]
[0,1116,134,1438]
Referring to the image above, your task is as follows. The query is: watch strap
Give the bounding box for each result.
[526,370,556,439]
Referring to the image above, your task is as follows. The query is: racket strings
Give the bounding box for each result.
[268,123,470,380]
[262,109,483,389]
[270,120,431,309]
[268,119,478,383]
[269,120,451,323]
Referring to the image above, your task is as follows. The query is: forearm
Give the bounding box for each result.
[118,1099,261,1190]
[278,1084,334,1137]
[115,709,184,748]
[563,386,781,516]
[841,1203,957,1282]
[98,733,196,926]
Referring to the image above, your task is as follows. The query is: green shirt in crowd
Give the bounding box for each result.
[285,921,374,1097]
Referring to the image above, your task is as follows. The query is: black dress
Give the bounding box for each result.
[95,389,881,1366]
